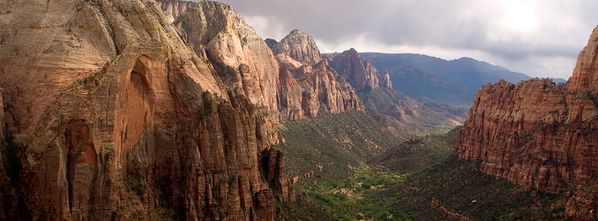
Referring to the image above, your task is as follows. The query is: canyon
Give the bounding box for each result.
[0,0,595,220]
[0,0,456,220]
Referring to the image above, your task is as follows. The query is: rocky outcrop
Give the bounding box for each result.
[160,0,281,117]
[0,0,304,220]
[271,29,322,65]
[262,148,294,202]
[569,26,598,93]
[285,61,363,117]
[268,30,364,119]
[327,48,381,92]
[456,26,598,220]
[381,71,394,91]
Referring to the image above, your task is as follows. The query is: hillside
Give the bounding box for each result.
[277,111,409,180]
[361,53,531,105]
[376,156,570,221]
[325,49,466,132]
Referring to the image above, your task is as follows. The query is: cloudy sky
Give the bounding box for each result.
[219,0,597,79]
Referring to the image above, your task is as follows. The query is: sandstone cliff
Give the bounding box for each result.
[327,48,381,92]
[160,0,281,118]
[162,5,363,121]
[271,29,322,65]
[456,26,598,220]
[0,0,298,220]
[569,27,598,93]
[267,30,364,119]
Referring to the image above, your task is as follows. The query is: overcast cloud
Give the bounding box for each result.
[219,0,598,79]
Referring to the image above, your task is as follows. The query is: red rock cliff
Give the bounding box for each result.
[0,0,298,220]
[327,48,381,92]
[267,30,364,119]
[161,4,363,121]
[569,26,598,93]
[456,26,598,220]
[272,29,322,65]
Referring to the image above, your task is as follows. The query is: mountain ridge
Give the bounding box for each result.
[361,52,531,105]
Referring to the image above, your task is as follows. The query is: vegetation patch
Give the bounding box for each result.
[371,127,460,174]
[279,123,570,220]
[584,90,598,109]
[375,155,570,221]
[292,163,411,221]
[277,111,409,180]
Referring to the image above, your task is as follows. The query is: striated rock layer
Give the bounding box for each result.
[266,30,364,119]
[271,29,322,65]
[0,0,343,220]
[456,26,598,220]
[162,3,363,121]
[327,48,381,92]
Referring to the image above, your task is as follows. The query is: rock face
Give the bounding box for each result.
[0,0,320,220]
[271,29,322,65]
[0,89,21,220]
[569,27,598,93]
[381,71,394,91]
[160,0,280,116]
[566,179,598,221]
[327,48,381,92]
[267,30,364,119]
[456,26,598,220]
[163,5,362,121]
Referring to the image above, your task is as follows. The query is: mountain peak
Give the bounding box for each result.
[273,29,322,64]
[289,29,304,35]
[329,48,382,92]
[346,48,359,54]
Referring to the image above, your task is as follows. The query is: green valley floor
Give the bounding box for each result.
[276,112,570,221]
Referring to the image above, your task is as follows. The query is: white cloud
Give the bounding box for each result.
[221,0,598,78]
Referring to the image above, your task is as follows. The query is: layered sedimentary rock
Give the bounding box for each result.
[456,79,597,191]
[162,3,363,121]
[0,0,304,220]
[569,27,598,93]
[160,0,280,117]
[271,29,322,65]
[267,30,364,119]
[262,148,294,202]
[327,48,381,92]
[566,179,597,221]
[456,26,598,220]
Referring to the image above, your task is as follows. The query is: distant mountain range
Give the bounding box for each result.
[361,53,532,105]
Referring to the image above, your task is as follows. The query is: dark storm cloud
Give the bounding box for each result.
[219,0,598,78]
